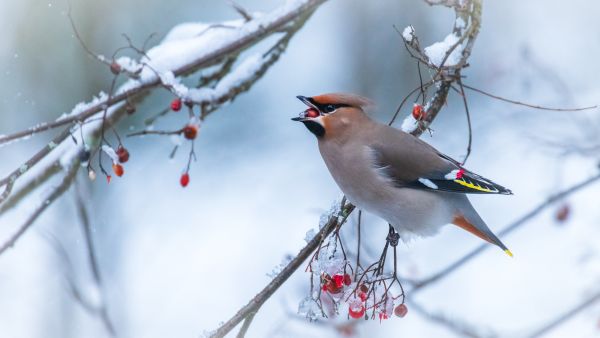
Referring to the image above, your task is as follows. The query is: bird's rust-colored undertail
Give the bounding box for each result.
[452,214,493,244]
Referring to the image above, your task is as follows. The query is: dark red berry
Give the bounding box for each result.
[171,98,182,111]
[183,125,198,140]
[180,173,190,187]
[394,304,408,318]
[117,146,130,163]
[110,62,121,75]
[343,274,352,286]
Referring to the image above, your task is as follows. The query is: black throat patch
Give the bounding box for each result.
[302,120,325,137]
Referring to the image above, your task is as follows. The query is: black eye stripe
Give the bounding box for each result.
[316,103,350,113]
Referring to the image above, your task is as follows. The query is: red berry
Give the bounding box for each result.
[394,304,408,318]
[333,274,345,288]
[379,312,389,321]
[180,173,190,187]
[183,125,198,140]
[116,146,130,163]
[171,98,182,111]
[110,62,121,75]
[343,274,352,286]
[322,284,328,292]
[412,104,425,120]
[349,305,365,319]
[112,163,124,177]
[305,108,319,118]
[358,291,368,301]
[326,281,343,294]
[555,204,570,223]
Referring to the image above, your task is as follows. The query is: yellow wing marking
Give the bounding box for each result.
[453,179,497,193]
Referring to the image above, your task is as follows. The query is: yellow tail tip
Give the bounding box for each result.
[504,249,514,257]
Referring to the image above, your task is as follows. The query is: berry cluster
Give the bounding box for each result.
[300,226,407,323]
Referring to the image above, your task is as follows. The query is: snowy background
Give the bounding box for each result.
[0,0,599,337]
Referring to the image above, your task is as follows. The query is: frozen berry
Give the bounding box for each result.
[171,98,182,111]
[112,163,124,177]
[412,104,425,120]
[394,304,408,318]
[180,173,190,187]
[349,305,365,319]
[333,274,345,289]
[183,125,198,140]
[116,146,130,163]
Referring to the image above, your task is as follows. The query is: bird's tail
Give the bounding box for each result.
[452,203,513,257]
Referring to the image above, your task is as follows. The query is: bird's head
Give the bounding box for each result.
[292,93,374,138]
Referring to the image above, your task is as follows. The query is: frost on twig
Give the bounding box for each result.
[0,0,327,254]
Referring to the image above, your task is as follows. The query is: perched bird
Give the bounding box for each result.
[292,93,513,256]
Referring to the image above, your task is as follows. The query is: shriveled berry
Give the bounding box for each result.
[412,104,425,120]
[112,163,124,177]
[180,173,190,187]
[171,98,182,111]
[183,125,198,140]
[359,284,369,293]
[116,146,130,163]
[394,304,408,318]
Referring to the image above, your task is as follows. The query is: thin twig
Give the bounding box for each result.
[74,180,116,337]
[462,83,597,112]
[527,291,600,338]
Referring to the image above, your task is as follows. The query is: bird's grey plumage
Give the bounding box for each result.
[293,93,511,253]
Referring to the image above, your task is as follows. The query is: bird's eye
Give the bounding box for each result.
[324,104,336,113]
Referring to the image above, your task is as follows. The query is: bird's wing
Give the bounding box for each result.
[369,126,512,195]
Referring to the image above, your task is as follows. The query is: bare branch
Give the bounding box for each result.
[527,290,600,338]
[462,83,597,112]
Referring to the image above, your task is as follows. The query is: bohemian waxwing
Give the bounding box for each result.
[292,93,513,256]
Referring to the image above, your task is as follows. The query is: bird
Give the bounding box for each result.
[292,93,513,257]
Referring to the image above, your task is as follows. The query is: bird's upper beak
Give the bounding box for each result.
[292,95,319,122]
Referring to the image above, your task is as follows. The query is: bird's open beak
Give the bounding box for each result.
[292,95,319,122]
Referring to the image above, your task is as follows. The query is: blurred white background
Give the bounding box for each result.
[0,0,598,337]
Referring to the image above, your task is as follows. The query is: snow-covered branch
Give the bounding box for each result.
[0,0,328,251]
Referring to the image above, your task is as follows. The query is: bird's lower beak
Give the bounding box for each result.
[291,116,308,122]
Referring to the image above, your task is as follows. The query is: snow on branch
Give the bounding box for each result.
[0,0,328,253]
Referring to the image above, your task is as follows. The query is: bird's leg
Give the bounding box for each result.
[376,224,399,276]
